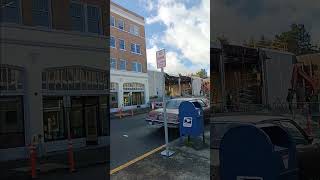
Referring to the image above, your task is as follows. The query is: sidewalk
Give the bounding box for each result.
[111,130,210,180]
[0,145,108,180]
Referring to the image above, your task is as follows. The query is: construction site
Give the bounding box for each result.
[211,42,320,119]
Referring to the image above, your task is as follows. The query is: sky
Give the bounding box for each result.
[212,0,320,46]
[112,0,210,76]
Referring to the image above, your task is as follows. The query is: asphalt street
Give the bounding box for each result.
[110,112,180,170]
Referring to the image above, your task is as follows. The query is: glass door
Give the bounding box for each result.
[84,97,98,144]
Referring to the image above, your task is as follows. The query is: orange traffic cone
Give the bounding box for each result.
[68,139,75,172]
[29,144,37,178]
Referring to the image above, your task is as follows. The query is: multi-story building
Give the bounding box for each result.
[0,0,109,161]
[110,2,149,112]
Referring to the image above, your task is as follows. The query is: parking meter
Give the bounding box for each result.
[178,101,204,142]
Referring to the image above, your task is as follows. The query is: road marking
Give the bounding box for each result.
[109,144,165,175]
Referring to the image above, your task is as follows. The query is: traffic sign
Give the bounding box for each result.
[156,49,166,69]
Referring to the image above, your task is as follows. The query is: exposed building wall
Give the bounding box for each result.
[192,77,202,96]
[148,70,164,98]
[262,48,295,106]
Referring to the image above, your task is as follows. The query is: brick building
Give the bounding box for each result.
[0,0,109,161]
[110,1,149,112]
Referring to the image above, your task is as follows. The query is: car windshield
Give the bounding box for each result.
[280,121,308,145]
[166,99,184,109]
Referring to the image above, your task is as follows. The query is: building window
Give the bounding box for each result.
[110,16,115,26]
[70,2,85,32]
[42,67,108,91]
[110,36,116,48]
[99,96,109,136]
[130,24,139,36]
[110,82,118,108]
[70,97,85,138]
[123,83,145,106]
[118,19,124,30]
[110,58,116,69]
[132,62,142,72]
[0,65,24,91]
[43,96,66,141]
[119,59,126,70]
[0,0,20,23]
[87,5,100,33]
[137,63,142,72]
[119,39,125,50]
[131,43,141,54]
[0,96,24,149]
[32,0,49,27]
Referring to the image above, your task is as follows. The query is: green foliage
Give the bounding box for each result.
[195,69,208,79]
[275,24,315,55]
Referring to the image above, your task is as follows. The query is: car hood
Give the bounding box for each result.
[154,108,178,114]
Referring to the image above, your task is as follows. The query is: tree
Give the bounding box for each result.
[275,24,316,55]
[195,69,208,79]
[217,35,229,45]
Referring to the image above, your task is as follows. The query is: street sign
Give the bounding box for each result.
[156,49,166,69]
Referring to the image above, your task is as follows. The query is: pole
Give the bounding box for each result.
[162,67,169,156]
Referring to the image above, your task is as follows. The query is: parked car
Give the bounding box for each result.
[211,115,320,180]
[146,97,210,128]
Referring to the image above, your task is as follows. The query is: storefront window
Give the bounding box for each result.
[123,83,145,107]
[70,97,85,138]
[0,96,24,149]
[43,97,66,141]
[110,82,118,108]
[99,96,109,136]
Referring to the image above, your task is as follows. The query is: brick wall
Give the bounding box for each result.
[110,11,147,73]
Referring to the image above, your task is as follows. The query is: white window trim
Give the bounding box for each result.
[137,62,142,72]
[119,38,126,51]
[69,1,102,35]
[119,59,127,71]
[117,18,125,31]
[31,0,53,29]
[110,36,116,48]
[130,43,142,55]
[110,58,117,69]
[110,15,115,27]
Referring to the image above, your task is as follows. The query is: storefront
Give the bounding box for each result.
[110,70,149,112]
[41,66,108,151]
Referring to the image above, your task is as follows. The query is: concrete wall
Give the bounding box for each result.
[148,70,164,98]
[262,48,295,106]
[192,77,202,96]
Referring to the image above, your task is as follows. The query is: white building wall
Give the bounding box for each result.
[110,69,149,113]
[148,70,164,98]
[192,77,203,96]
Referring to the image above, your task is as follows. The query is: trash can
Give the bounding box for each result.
[219,124,298,180]
[178,101,204,139]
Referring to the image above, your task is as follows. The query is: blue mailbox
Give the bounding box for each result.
[219,124,298,180]
[178,101,204,139]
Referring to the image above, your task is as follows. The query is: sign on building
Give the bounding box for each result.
[156,49,166,69]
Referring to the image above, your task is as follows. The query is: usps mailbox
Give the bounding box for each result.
[178,101,204,139]
[219,124,298,180]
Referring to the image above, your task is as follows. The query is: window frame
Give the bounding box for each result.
[86,4,102,34]
[110,15,115,27]
[110,58,117,69]
[117,18,124,31]
[0,0,22,24]
[110,36,116,48]
[31,0,52,28]
[119,59,127,71]
[119,39,126,50]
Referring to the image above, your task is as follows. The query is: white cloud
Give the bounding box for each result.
[143,0,210,74]
[212,0,320,45]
